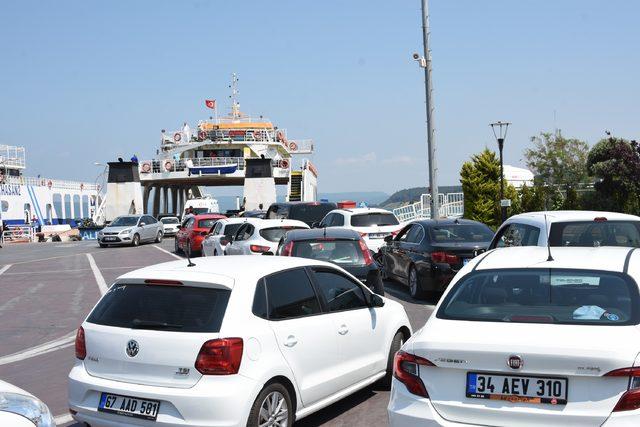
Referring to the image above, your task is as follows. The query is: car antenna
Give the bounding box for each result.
[186,252,196,267]
[544,214,554,262]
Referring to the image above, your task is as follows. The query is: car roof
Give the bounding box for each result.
[285,227,361,241]
[332,207,393,215]
[117,255,337,288]
[254,219,309,229]
[194,213,226,219]
[506,210,640,223]
[412,218,488,227]
[471,246,638,273]
[218,217,253,224]
[270,201,337,207]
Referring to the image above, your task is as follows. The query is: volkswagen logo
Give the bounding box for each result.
[507,355,523,370]
[126,340,139,358]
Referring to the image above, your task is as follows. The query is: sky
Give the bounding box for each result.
[1,0,639,196]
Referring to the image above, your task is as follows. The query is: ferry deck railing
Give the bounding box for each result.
[393,192,465,222]
[2,174,99,191]
[2,226,33,243]
[140,157,288,174]
[0,145,26,169]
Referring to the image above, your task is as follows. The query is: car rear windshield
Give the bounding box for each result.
[430,224,494,243]
[350,213,399,227]
[87,283,231,332]
[161,217,179,224]
[437,269,639,325]
[198,218,218,229]
[289,204,336,225]
[549,221,640,247]
[291,240,365,265]
[260,227,306,242]
[110,217,138,227]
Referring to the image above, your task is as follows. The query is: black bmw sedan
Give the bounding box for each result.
[276,228,385,295]
[379,218,494,299]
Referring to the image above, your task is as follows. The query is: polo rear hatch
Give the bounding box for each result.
[80,280,232,388]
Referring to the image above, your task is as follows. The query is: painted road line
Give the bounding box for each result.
[86,253,108,295]
[154,244,182,260]
[54,414,74,425]
[0,264,12,275]
[0,332,75,366]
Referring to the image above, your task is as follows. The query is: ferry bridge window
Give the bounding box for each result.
[82,195,89,218]
[64,194,72,220]
[53,194,63,222]
[73,195,81,219]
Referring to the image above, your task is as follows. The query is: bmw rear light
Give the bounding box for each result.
[431,251,460,264]
[358,239,374,265]
[282,241,294,256]
[605,367,640,411]
[75,327,86,360]
[195,338,243,375]
[393,351,435,397]
[250,245,271,253]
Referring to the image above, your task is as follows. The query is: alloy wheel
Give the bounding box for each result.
[409,268,418,296]
[258,391,289,427]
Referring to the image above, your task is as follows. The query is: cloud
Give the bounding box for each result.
[381,155,415,166]
[334,152,377,166]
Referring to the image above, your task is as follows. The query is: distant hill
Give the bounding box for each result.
[380,186,462,209]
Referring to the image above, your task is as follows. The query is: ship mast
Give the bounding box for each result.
[229,73,241,121]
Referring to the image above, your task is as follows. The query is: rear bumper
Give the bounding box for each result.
[388,378,463,426]
[68,361,258,427]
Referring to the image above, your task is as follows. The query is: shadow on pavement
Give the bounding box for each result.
[382,280,442,306]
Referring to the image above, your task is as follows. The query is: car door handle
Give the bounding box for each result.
[284,335,298,347]
[338,325,349,335]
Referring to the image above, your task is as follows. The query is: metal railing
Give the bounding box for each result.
[393,192,465,222]
[2,174,99,191]
[2,226,33,243]
[0,145,26,169]
[140,157,289,175]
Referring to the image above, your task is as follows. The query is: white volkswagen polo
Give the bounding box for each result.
[69,256,411,427]
[388,246,640,426]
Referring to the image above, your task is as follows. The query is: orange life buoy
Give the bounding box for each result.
[276,130,285,143]
[47,180,53,189]
[173,132,182,142]
[141,162,152,173]
[164,160,174,172]
[289,142,298,151]
[254,130,261,140]
[198,130,207,140]
[280,159,289,169]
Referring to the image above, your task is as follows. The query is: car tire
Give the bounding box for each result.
[408,265,426,299]
[247,382,293,427]
[213,249,218,256]
[99,243,107,248]
[132,233,140,247]
[381,331,404,388]
[174,237,181,254]
[155,231,163,243]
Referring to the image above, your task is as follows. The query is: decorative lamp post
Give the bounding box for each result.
[490,121,511,223]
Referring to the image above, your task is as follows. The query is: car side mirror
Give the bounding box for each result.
[139,222,146,227]
[384,235,393,243]
[311,221,320,228]
[370,294,385,307]
[262,251,274,256]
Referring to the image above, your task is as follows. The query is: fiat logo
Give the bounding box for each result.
[507,355,523,370]
[126,340,139,358]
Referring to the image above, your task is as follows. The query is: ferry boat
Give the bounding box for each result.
[0,144,100,227]
[118,73,319,220]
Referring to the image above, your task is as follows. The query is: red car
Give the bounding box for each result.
[175,213,226,257]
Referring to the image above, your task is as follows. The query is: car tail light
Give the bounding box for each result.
[594,217,608,222]
[358,239,374,265]
[144,279,183,286]
[393,351,435,397]
[195,338,243,375]
[431,251,460,264]
[250,244,271,253]
[75,327,86,360]
[282,241,294,256]
[606,367,640,411]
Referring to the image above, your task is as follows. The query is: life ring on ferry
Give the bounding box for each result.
[173,132,182,143]
[276,130,285,143]
[47,180,53,189]
[164,160,174,172]
[253,130,262,140]
[141,162,152,173]
[280,159,289,169]
[289,142,298,151]
[198,130,207,141]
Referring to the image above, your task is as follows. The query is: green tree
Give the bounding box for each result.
[587,137,640,214]
[460,149,520,228]
[525,132,590,187]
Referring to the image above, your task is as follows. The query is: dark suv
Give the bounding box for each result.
[265,201,337,227]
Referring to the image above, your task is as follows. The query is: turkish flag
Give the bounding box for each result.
[205,99,216,109]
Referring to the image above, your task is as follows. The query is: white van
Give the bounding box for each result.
[183,196,220,216]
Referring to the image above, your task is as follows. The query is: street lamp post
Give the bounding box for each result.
[490,121,511,223]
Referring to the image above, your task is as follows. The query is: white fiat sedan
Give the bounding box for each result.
[69,256,411,426]
[389,246,640,427]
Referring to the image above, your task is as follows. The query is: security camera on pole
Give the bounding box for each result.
[490,121,511,223]
[413,0,439,219]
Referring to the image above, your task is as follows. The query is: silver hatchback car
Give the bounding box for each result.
[97,215,163,247]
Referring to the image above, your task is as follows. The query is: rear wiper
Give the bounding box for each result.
[131,319,183,329]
